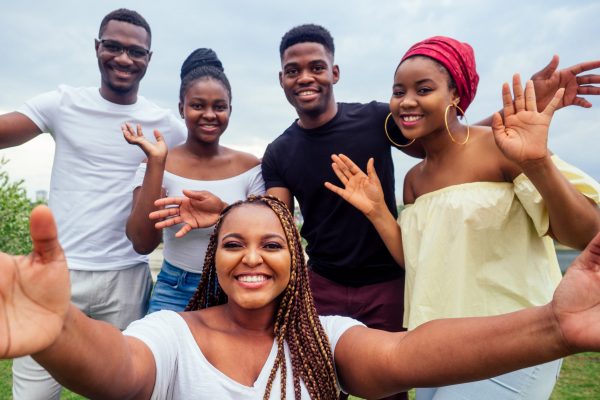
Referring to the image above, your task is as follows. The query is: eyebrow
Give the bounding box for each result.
[221,233,286,241]
[393,78,435,87]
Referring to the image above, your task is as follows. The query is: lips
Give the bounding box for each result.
[235,273,272,288]
[295,88,320,101]
[398,113,424,127]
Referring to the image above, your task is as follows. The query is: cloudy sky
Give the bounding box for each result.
[1,0,599,200]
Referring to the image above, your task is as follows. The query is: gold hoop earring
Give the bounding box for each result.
[444,103,470,145]
[384,113,415,147]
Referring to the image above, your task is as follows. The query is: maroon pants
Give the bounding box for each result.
[309,270,408,400]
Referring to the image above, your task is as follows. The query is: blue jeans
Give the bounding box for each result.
[416,359,562,400]
[148,259,202,313]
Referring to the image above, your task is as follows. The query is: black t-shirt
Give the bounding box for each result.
[262,101,403,286]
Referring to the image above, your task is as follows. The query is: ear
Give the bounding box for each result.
[178,102,184,119]
[332,64,340,85]
[278,71,283,88]
[147,51,153,63]
[94,39,100,53]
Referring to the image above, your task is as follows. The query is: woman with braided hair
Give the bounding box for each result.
[124,47,264,313]
[2,195,600,399]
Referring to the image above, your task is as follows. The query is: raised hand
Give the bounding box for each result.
[491,75,563,166]
[324,154,385,217]
[531,55,600,110]
[0,206,70,359]
[551,231,600,353]
[121,123,168,162]
[149,190,226,237]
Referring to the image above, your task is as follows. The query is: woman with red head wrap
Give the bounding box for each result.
[326,36,600,399]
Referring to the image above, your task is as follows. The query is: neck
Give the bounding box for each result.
[421,120,469,160]
[297,101,338,130]
[223,302,277,335]
[99,85,138,105]
[184,137,221,159]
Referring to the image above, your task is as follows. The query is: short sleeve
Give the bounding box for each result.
[261,143,286,189]
[513,155,600,236]
[132,163,148,190]
[123,311,180,399]
[318,315,365,355]
[246,164,266,196]
[17,89,62,134]
[162,114,187,149]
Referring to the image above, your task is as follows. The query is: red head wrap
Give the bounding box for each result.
[400,36,479,114]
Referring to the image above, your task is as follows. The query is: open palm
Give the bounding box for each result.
[0,206,70,359]
[149,190,225,237]
[324,155,385,217]
[492,75,564,165]
[551,231,600,352]
[122,122,168,161]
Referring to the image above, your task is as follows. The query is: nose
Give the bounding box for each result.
[202,107,216,120]
[297,70,315,84]
[400,94,418,109]
[113,51,134,65]
[242,247,263,267]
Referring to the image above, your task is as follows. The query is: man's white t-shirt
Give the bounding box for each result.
[124,311,363,399]
[18,85,186,270]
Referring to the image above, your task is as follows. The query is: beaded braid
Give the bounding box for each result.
[186,195,339,399]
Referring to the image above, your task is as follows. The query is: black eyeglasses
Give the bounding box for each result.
[96,39,150,60]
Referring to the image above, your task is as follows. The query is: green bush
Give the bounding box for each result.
[0,158,38,254]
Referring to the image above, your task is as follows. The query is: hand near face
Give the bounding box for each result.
[324,155,386,217]
[551,231,600,353]
[531,55,600,110]
[122,123,168,162]
[491,75,563,166]
[0,206,70,359]
[149,190,226,237]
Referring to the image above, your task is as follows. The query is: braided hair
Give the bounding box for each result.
[186,195,339,399]
[179,48,232,103]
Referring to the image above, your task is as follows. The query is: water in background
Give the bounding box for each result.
[557,249,579,274]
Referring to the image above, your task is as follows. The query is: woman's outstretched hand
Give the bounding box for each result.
[149,190,226,237]
[551,231,600,353]
[324,154,386,217]
[122,123,168,162]
[491,74,564,166]
[0,206,70,359]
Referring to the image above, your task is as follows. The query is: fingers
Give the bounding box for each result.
[541,88,565,118]
[576,74,600,86]
[324,181,346,198]
[154,216,183,230]
[524,80,538,112]
[512,74,526,112]
[531,55,559,80]
[490,112,505,138]
[181,190,209,201]
[366,158,381,186]
[153,197,183,209]
[149,206,179,220]
[153,129,164,142]
[175,224,193,238]
[29,206,63,262]
[567,60,600,76]
[502,82,515,117]
[331,162,349,186]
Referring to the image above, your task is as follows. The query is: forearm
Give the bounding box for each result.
[522,156,600,249]
[34,305,150,399]
[388,305,568,390]
[127,159,165,254]
[368,208,405,267]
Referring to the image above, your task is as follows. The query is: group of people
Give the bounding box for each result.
[1,7,600,400]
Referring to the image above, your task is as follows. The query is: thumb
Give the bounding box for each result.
[30,205,62,262]
[153,129,164,142]
[532,55,559,80]
[491,112,505,138]
[182,189,208,201]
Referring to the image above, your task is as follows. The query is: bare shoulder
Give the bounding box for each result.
[224,147,261,170]
[403,162,423,205]
[470,126,521,181]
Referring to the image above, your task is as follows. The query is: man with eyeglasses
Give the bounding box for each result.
[0,8,186,399]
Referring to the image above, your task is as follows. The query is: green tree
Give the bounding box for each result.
[0,158,36,254]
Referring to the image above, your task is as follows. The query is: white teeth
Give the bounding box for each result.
[298,91,316,96]
[238,275,268,283]
[402,115,422,122]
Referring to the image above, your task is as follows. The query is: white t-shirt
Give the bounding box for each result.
[133,163,265,272]
[18,85,186,271]
[124,311,363,399]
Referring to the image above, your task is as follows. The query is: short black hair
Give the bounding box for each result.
[98,9,152,46]
[279,24,334,59]
[179,48,232,103]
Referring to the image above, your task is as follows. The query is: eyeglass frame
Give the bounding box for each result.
[95,39,151,60]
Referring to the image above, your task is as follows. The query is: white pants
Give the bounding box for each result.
[12,264,152,400]
[416,359,563,400]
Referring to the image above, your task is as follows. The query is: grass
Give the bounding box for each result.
[2,354,598,399]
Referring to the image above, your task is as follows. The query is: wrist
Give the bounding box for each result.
[519,154,553,177]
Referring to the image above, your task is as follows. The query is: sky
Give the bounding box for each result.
[1,0,599,201]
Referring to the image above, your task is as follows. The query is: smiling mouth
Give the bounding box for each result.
[237,274,270,283]
[296,89,319,97]
[401,114,423,122]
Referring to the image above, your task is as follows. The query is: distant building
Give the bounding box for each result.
[35,190,48,202]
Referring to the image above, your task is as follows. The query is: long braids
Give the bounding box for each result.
[186,195,339,399]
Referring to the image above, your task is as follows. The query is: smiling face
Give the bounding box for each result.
[390,56,458,140]
[215,204,292,311]
[279,42,339,126]
[179,78,231,144]
[96,20,151,104]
